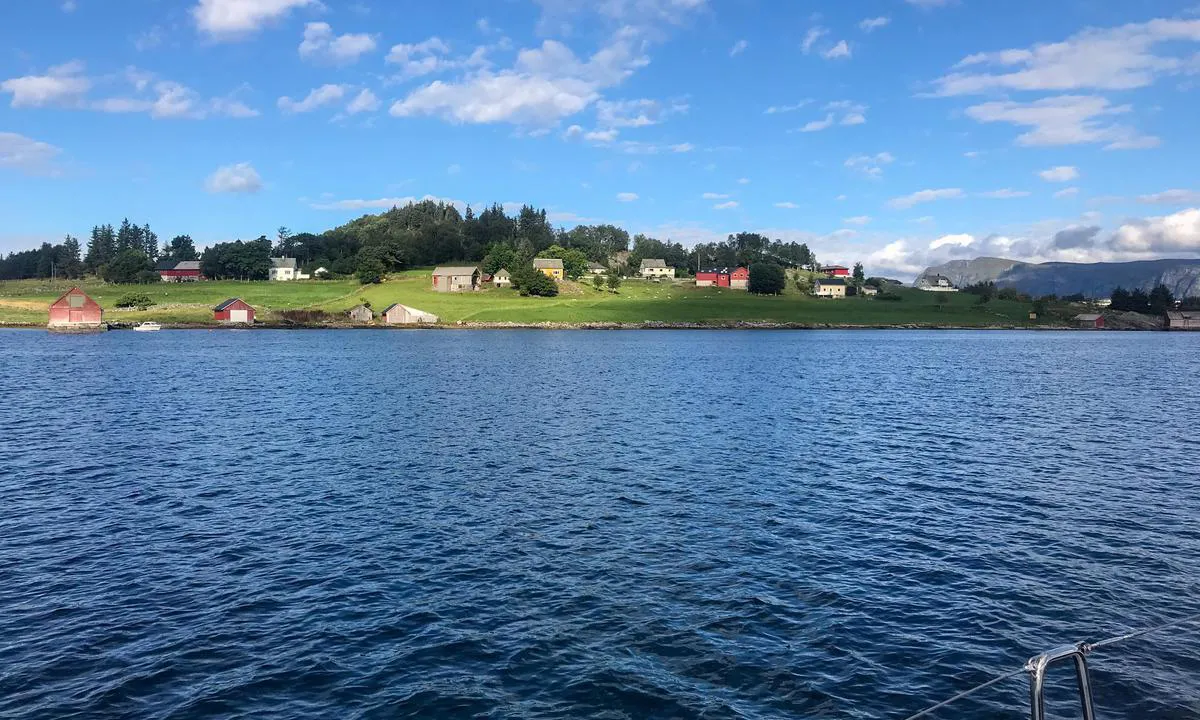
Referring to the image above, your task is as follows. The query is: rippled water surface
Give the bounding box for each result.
[2,329,1199,719]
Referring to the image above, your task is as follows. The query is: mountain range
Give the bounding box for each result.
[916,258,1200,299]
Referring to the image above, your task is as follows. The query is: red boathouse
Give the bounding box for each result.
[214,298,255,324]
[696,268,732,287]
[730,267,750,289]
[48,287,104,330]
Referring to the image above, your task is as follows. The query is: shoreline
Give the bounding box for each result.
[2,320,1155,332]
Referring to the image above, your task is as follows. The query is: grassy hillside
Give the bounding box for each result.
[0,272,1053,327]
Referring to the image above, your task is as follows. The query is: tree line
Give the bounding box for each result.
[1,200,823,285]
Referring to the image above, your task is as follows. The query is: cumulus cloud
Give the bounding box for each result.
[386,37,456,80]
[1,61,90,108]
[888,188,965,209]
[1039,165,1080,182]
[299,22,377,64]
[0,132,63,176]
[702,192,728,200]
[1138,189,1200,204]
[205,162,262,193]
[798,114,834,132]
[1052,225,1101,249]
[192,0,317,40]
[933,19,1200,96]
[860,17,890,32]
[965,96,1158,149]
[584,128,619,143]
[845,152,894,178]
[1054,187,1080,199]
[714,200,738,210]
[345,88,380,115]
[823,41,852,60]
[764,101,810,114]
[801,27,828,54]
[616,192,639,202]
[278,84,346,113]
[390,33,649,126]
[1110,208,1200,253]
[595,97,687,128]
[978,189,1031,199]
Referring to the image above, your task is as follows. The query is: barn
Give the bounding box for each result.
[48,287,104,330]
[730,267,750,289]
[214,298,255,324]
[696,268,731,287]
[1073,313,1105,329]
[158,260,203,282]
[382,303,439,325]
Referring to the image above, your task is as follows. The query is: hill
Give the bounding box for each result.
[917,257,1200,298]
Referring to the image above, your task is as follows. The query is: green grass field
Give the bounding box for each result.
[0,271,1052,327]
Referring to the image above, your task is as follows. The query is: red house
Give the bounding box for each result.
[1074,313,1105,329]
[823,265,851,278]
[214,298,255,324]
[696,268,731,287]
[48,287,104,330]
[730,266,750,289]
[158,260,203,282]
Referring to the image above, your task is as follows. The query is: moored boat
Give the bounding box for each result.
[133,322,162,332]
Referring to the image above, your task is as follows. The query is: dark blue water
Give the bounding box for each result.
[1,329,1198,719]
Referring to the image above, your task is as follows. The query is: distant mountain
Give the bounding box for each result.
[916,257,1200,299]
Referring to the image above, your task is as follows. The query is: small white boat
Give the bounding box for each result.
[133,322,162,332]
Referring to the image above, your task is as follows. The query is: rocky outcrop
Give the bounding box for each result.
[917,257,1200,298]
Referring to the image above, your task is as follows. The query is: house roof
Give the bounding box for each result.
[1167,310,1199,319]
[155,259,178,271]
[432,265,479,276]
[587,262,606,270]
[817,278,847,286]
[823,265,849,271]
[382,303,400,314]
[270,257,297,269]
[50,287,94,307]
[1074,313,1103,321]
[699,267,732,274]
[214,298,249,312]
[533,258,563,269]
[176,261,201,271]
[640,258,668,268]
[495,268,510,277]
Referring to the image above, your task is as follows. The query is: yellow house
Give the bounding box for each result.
[813,278,847,298]
[533,257,564,281]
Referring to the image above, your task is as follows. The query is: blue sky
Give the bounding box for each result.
[2,0,1200,278]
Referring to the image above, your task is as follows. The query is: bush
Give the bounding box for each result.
[748,262,786,294]
[115,293,154,310]
[592,274,604,290]
[877,292,902,302]
[606,273,622,292]
[513,266,559,297]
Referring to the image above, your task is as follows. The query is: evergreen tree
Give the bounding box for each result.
[61,235,83,277]
[142,224,158,260]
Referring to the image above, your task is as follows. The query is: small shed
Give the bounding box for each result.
[1166,311,1200,330]
[861,286,879,296]
[494,269,512,288]
[214,298,255,324]
[348,305,373,323]
[48,287,104,330]
[432,266,480,292]
[1073,313,1104,329]
[382,303,439,325]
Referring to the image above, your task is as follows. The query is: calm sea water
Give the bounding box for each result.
[1,329,1198,719]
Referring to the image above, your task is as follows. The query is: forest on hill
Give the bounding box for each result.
[0,200,820,284]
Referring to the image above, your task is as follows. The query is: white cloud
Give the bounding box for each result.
[888,188,965,209]
[860,16,890,32]
[531,0,708,36]
[929,233,975,250]
[616,192,639,202]
[802,27,828,54]
[844,216,872,225]
[764,101,810,114]
[823,41,851,60]
[0,132,63,176]
[729,39,748,56]
[841,112,866,126]
[564,124,584,139]
[390,34,648,126]
[799,114,834,132]
[1139,189,1200,204]
[1038,165,1080,182]
[345,88,380,115]
[1,61,90,108]
[278,84,346,113]
[714,200,738,210]
[1110,208,1200,253]
[299,22,377,64]
[192,0,317,40]
[670,142,694,153]
[135,26,165,51]
[702,192,728,200]
[965,95,1158,149]
[1054,187,1080,199]
[385,37,455,80]
[737,177,750,185]
[933,19,1200,96]
[205,162,262,193]
[595,97,686,128]
[845,151,895,178]
[775,201,799,209]
[585,128,619,142]
[979,189,1031,199]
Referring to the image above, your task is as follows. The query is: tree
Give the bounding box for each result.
[1148,284,1175,315]
[142,224,158,260]
[275,226,294,256]
[852,262,865,284]
[748,263,786,294]
[606,272,622,292]
[163,235,198,262]
[201,237,271,280]
[101,249,155,284]
[537,244,589,279]
[481,244,517,276]
[60,235,84,278]
[592,274,604,290]
[85,224,116,272]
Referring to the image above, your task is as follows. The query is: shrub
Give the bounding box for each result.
[115,293,154,310]
[748,263,786,294]
[877,292,902,302]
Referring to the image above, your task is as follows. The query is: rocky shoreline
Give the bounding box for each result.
[0,320,1152,331]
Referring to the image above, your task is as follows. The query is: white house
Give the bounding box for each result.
[494,269,512,288]
[269,257,309,281]
[587,262,607,275]
[639,259,675,279]
[813,278,847,298]
[917,275,959,292]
